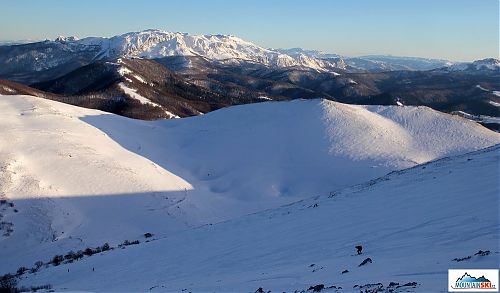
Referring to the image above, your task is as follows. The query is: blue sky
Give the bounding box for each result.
[1,0,498,61]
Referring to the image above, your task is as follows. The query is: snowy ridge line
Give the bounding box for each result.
[325,143,500,199]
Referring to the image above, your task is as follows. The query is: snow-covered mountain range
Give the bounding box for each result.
[0,29,498,132]
[9,29,346,73]
[439,58,500,72]
[0,94,498,292]
[0,29,465,78]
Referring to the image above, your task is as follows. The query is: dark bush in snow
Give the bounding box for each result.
[119,239,140,247]
[101,243,110,251]
[75,250,84,259]
[26,284,52,291]
[475,250,491,256]
[452,256,471,262]
[144,232,153,238]
[64,251,76,260]
[308,284,325,292]
[51,255,64,266]
[15,267,26,276]
[0,274,17,293]
[359,257,372,266]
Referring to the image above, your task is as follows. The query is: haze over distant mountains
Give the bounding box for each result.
[0,29,498,129]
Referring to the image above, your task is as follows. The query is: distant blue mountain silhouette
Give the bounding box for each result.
[456,273,490,283]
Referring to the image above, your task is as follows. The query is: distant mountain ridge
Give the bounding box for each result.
[2,28,498,83]
[0,29,470,83]
[0,29,498,130]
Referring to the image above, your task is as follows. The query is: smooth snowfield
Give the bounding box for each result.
[0,95,498,291]
[19,145,500,292]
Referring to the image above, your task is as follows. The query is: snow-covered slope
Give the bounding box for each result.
[18,143,500,292]
[61,29,344,72]
[0,95,498,287]
[442,58,500,72]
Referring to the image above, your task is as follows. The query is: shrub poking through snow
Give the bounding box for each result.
[452,256,471,262]
[119,239,140,248]
[65,251,77,260]
[474,250,491,256]
[101,243,110,251]
[308,284,325,292]
[0,273,17,293]
[359,257,372,266]
[51,255,64,266]
[15,267,26,276]
[83,248,94,256]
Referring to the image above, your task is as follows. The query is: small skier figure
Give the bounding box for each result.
[355,245,363,255]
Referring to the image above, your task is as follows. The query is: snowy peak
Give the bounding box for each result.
[471,58,500,70]
[442,58,500,72]
[52,29,345,72]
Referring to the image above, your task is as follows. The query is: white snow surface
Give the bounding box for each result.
[489,100,500,107]
[0,95,499,292]
[18,142,500,292]
[60,29,344,72]
[453,111,500,125]
[446,58,500,72]
[117,82,164,110]
[476,84,489,91]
